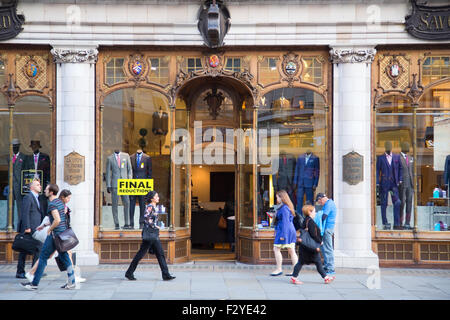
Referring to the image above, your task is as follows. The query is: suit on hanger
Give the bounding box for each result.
[273,154,296,201]
[293,153,320,213]
[376,153,402,227]
[129,152,152,228]
[152,111,169,136]
[106,152,133,227]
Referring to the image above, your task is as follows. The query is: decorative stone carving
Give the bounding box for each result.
[51,48,99,64]
[281,52,301,87]
[378,54,410,93]
[330,48,376,64]
[15,55,48,92]
[197,0,231,48]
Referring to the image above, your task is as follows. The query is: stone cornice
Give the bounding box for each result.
[50,48,99,64]
[329,47,376,64]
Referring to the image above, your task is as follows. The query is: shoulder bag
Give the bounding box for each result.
[142,225,159,241]
[53,212,79,253]
[298,217,321,252]
[12,233,41,255]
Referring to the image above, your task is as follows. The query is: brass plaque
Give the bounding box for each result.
[64,151,85,185]
[343,151,364,185]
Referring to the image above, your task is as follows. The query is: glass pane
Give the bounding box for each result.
[12,96,52,230]
[173,109,188,229]
[417,82,450,232]
[257,87,328,229]
[102,88,170,231]
[0,95,10,230]
[259,58,279,86]
[375,96,413,230]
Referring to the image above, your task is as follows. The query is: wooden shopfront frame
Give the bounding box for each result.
[371,45,450,268]
[94,46,333,264]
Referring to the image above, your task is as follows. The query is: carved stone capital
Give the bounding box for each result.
[329,47,376,64]
[51,48,99,64]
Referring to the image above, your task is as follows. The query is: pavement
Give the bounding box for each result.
[0,262,449,300]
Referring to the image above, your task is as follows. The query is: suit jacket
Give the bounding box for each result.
[26,152,51,188]
[18,192,43,233]
[293,153,320,188]
[444,155,450,186]
[106,152,133,189]
[273,155,296,191]
[9,152,28,194]
[376,153,402,188]
[130,153,152,179]
[399,153,413,188]
[152,111,169,136]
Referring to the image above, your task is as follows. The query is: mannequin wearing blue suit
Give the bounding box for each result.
[376,141,403,230]
[293,151,320,214]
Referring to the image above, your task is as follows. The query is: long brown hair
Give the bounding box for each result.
[276,190,296,216]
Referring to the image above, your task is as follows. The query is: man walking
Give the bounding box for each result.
[20,183,76,291]
[16,179,43,279]
[316,193,336,279]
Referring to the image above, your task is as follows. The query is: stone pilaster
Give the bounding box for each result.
[52,46,99,265]
[330,46,379,269]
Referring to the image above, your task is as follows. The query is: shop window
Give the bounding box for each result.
[422,56,450,87]
[302,57,323,85]
[105,58,126,86]
[148,57,169,86]
[184,58,203,73]
[258,57,280,86]
[101,88,189,230]
[224,57,243,72]
[257,87,328,228]
[0,95,9,230]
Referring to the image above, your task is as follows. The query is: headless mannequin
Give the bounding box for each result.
[107,150,120,194]
[399,142,413,229]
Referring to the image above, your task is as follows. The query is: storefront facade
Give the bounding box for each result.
[0,0,449,267]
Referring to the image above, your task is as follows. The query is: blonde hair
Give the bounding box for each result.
[302,205,315,217]
[276,190,296,216]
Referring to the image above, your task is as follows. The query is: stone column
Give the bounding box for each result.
[330,46,379,269]
[51,47,99,265]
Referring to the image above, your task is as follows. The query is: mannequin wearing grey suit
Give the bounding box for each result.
[399,142,414,230]
[106,151,133,229]
[9,140,29,230]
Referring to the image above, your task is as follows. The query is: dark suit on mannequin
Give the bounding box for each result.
[273,153,296,201]
[129,151,152,229]
[152,110,169,136]
[16,191,44,277]
[293,152,320,213]
[9,140,28,230]
[376,142,402,230]
[399,142,414,229]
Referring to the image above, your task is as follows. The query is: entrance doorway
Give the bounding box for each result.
[191,165,236,261]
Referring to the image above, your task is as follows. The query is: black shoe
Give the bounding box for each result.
[42,273,47,277]
[125,273,136,281]
[393,225,403,230]
[129,225,135,230]
[383,223,391,230]
[16,273,26,279]
[403,224,413,230]
[115,224,120,230]
[163,275,176,281]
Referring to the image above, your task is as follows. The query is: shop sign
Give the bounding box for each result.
[343,151,364,186]
[0,0,24,41]
[406,0,450,40]
[21,170,43,195]
[64,151,85,185]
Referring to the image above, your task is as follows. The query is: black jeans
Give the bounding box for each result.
[126,239,170,279]
[17,247,40,275]
[292,251,326,279]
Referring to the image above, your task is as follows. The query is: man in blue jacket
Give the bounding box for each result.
[316,193,336,278]
[293,151,320,214]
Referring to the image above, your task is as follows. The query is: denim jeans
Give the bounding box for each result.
[32,235,75,286]
[321,229,335,274]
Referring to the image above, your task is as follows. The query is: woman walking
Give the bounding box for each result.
[269,190,298,276]
[125,191,175,281]
[290,205,334,285]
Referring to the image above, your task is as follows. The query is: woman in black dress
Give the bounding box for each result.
[290,204,334,285]
[125,191,175,281]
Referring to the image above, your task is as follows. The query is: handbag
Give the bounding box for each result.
[142,225,159,241]
[52,212,79,253]
[32,216,50,243]
[12,233,41,255]
[298,218,321,252]
[218,216,227,230]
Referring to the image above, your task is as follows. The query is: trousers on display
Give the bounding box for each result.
[399,184,413,226]
[296,187,314,214]
[111,188,130,226]
[380,182,401,226]
[129,195,146,227]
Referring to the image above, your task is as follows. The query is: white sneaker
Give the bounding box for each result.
[20,282,37,291]
[75,276,86,283]
[61,282,76,290]
[25,272,34,283]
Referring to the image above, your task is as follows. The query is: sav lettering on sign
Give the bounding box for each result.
[0,0,24,41]
[405,0,450,40]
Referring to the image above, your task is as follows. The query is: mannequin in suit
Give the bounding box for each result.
[376,141,402,230]
[106,150,133,230]
[129,149,152,229]
[293,150,320,214]
[152,108,169,136]
[9,139,28,230]
[399,142,414,230]
[272,151,296,200]
[27,140,50,217]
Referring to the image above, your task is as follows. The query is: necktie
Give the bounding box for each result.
[138,154,141,166]
[116,154,120,167]
[34,154,38,165]
[13,154,17,164]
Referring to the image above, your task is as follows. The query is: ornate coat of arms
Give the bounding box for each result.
[281,52,301,87]
[385,57,404,88]
[23,58,40,88]
[128,54,146,85]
